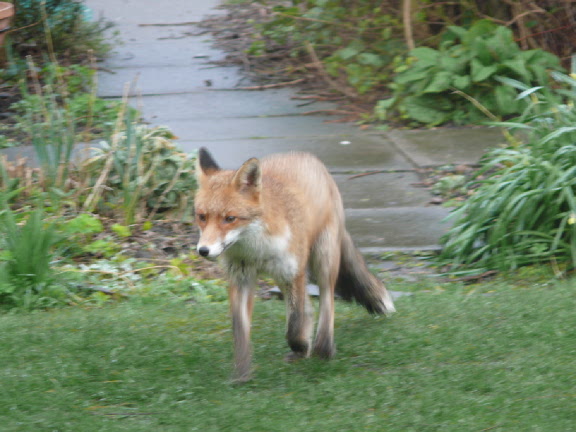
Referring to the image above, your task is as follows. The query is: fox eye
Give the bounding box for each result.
[197,213,207,222]
[224,215,236,223]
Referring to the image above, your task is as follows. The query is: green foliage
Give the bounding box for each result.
[0,208,65,309]
[81,238,120,257]
[81,123,197,224]
[11,0,114,56]
[61,213,104,236]
[14,0,85,42]
[432,174,466,196]
[258,0,404,95]
[65,257,227,304]
[377,20,563,126]
[12,63,131,143]
[111,223,131,238]
[439,72,576,273]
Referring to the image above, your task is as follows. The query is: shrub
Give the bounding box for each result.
[81,123,198,224]
[254,0,405,96]
[438,72,576,274]
[377,20,563,126]
[12,0,113,56]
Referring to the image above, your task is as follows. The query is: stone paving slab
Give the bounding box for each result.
[98,65,248,97]
[105,38,227,68]
[334,173,432,209]
[345,207,452,251]
[99,23,224,47]
[177,135,413,172]
[388,128,504,167]
[125,90,336,123]
[88,0,224,26]
[166,116,365,141]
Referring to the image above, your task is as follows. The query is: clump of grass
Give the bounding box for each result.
[438,70,576,274]
[0,207,65,310]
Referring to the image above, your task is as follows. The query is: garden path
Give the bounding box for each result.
[85,0,503,252]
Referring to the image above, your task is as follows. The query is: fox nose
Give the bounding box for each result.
[198,246,210,257]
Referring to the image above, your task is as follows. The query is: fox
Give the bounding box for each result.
[194,147,395,382]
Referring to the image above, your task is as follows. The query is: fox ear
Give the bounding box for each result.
[196,147,220,183]
[232,158,261,195]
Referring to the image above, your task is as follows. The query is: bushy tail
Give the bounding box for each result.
[335,231,396,315]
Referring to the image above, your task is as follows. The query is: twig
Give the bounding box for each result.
[291,95,343,101]
[138,22,198,27]
[348,169,416,180]
[514,24,572,43]
[443,270,498,284]
[83,82,131,212]
[95,66,117,74]
[451,88,521,148]
[403,0,415,50]
[347,170,387,180]
[75,285,128,298]
[304,41,357,99]
[506,8,545,27]
[230,78,306,90]
[301,109,357,116]
[273,11,350,28]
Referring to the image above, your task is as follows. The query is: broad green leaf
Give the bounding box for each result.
[439,56,467,74]
[494,76,531,91]
[502,59,531,82]
[422,71,453,93]
[452,75,471,90]
[463,19,498,46]
[494,85,519,115]
[469,39,493,65]
[401,95,453,125]
[445,25,467,41]
[394,68,432,85]
[357,53,384,67]
[334,46,360,60]
[471,58,498,82]
[409,47,440,65]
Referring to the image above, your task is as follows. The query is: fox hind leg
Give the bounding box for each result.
[282,271,314,361]
[311,227,340,359]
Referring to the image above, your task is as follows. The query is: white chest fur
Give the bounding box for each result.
[222,222,298,284]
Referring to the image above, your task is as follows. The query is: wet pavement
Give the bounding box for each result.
[84,0,505,251]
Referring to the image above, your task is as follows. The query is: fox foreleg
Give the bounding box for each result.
[228,279,255,382]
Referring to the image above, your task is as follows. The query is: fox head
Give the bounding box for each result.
[194,148,262,258]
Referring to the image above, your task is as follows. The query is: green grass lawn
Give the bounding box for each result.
[1,280,575,431]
